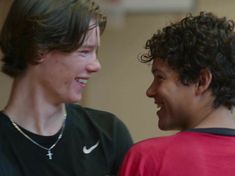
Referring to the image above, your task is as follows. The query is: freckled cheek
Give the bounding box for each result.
[63,80,71,86]
[53,66,73,86]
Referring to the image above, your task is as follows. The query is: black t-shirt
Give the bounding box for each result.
[0,104,133,176]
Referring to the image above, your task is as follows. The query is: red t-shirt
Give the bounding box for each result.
[120,130,235,176]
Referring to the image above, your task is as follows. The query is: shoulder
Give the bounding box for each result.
[66,103,124,127]
[126,134,177,157]
[122,131,209,165]
[120,132,200,175]
[84,106,120,124]
[66,104,132,139]
[128,131,203,155]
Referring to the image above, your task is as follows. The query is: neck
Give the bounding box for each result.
[194,106,235,129]
[4,77,66,136]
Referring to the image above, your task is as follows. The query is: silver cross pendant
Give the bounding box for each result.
[47,150,53,160]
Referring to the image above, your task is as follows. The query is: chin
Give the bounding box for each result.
[158,126,170,131]
[158,122,176,131]
[64,94,82,104]
[158,123,168,131]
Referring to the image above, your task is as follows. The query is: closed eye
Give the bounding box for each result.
[156,75,164,80]
[153,70,165,80]
[79,49,92,54]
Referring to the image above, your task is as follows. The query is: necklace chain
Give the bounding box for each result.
[10,114,66,160]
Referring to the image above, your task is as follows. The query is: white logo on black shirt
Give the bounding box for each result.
[83,141,100,154]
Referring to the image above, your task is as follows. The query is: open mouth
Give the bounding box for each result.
[156,104,162,112]
[75,78,88,86]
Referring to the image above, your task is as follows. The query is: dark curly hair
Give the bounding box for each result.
[141,12,235,109]
[0,0,106,77]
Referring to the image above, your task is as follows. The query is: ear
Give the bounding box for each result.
[36,50,48,63]
[195,69,212,95]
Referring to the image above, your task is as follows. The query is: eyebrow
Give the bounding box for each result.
[79,44,98,48]
[151,68,160,74]
[79,45,99,54]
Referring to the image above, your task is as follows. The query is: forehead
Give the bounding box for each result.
[82,23,100,46]
[152,59,179,76]
[152,59,171,72]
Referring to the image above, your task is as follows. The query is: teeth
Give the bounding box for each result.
[79,79,88,84]
[156,105,161,111]
[75,78,88,84]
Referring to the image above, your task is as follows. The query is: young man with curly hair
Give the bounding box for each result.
[120,12,235,176]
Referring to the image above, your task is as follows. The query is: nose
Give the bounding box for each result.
[146,82,156,98]
[86,58,101,73]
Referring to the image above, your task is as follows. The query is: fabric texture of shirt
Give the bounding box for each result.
[0,104,133,176]
[120,129,235,176]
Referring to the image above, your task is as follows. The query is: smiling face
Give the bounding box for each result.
[146,59,197,131]
[31,22,101,104]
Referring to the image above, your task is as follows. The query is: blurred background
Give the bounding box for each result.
[1,0,235,142]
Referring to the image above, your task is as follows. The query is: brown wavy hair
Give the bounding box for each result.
[0,0,106,77]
